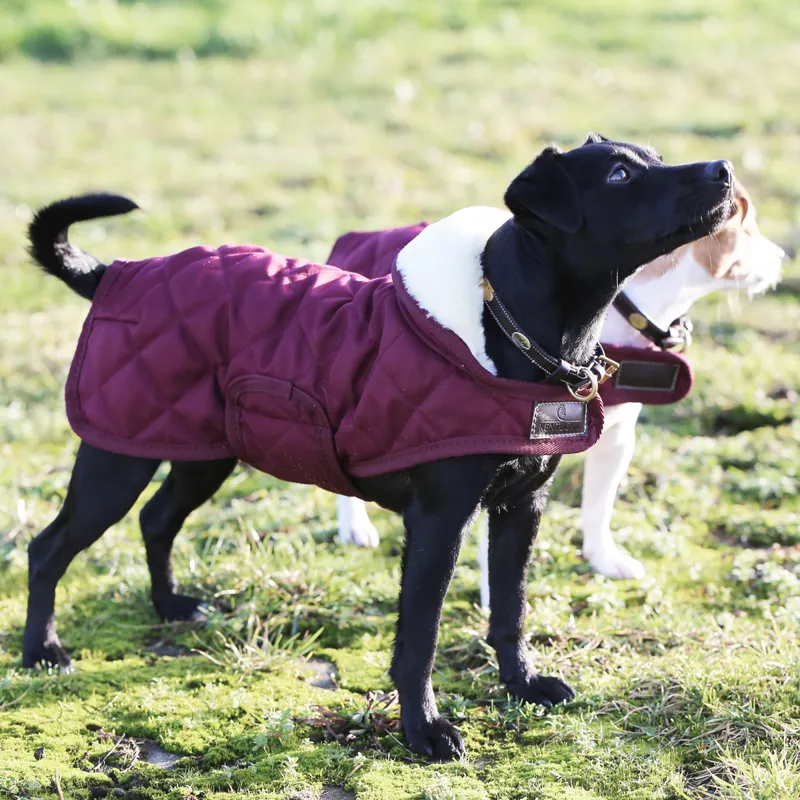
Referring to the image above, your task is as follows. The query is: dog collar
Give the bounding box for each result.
[613,293,693,352]
[481,279,618,402]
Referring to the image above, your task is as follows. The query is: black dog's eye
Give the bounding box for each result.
[608,166,630,183]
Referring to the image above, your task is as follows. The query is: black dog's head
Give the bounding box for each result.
[504,133,734,288]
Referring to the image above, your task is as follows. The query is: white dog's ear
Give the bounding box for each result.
[504,147,582,233]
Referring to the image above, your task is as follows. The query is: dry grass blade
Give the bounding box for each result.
[53,769,65,800]
[191,614,324,673]
[294,692,402,752]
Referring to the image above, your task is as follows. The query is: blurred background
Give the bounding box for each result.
[1,3,799,799]
[5,1,800,261]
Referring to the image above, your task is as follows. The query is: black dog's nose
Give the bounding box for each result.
[705,160,734,185]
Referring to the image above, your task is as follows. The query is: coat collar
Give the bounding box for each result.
[394,206,509,375]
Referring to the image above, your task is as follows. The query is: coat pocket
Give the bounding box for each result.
[225,375,361,497]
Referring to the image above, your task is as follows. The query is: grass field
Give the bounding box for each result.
[1,2,800,798]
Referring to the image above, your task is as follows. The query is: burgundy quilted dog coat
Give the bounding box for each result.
[66,242,604,497]
[328,225,693,407]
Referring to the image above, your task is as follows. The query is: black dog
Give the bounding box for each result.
[24,135,733,760]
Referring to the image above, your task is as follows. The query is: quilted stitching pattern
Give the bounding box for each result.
[66,240,603,497]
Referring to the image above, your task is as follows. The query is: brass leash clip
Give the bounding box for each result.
[597,354,620,385]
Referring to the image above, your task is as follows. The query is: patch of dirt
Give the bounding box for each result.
[321,787,355,800]
[301,657,338,690]
[143,640,194,658]
[81,726,180,773]
[287,791,316,800]
[285,788,354,800]
[138,739,181,770]
[680,762,736,799]
[80,728,142,773]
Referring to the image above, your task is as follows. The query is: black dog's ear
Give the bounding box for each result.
[583,132,609,145]
[504,147,582,233]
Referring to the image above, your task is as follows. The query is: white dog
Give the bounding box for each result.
[336,181,784,604]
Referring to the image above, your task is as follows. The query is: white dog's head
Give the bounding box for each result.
[640,180,784,297]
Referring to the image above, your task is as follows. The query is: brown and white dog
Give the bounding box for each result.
[337,181,784,597]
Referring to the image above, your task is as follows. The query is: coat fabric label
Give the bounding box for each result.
[530,401,588,439]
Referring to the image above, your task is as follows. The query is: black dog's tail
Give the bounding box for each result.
[28,193,138,300]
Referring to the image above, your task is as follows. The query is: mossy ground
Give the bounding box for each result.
[1,2,799,798]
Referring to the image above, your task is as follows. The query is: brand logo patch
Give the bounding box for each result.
[530,401,588,439]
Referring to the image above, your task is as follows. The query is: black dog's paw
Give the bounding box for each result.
[22,640,73,673]
[404,716,466,761]
[155,593,208,623]
[507,673,575,708]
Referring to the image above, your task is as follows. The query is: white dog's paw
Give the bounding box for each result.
[583,544,646,580]
[339,516,380,548]
[336,496,380,548]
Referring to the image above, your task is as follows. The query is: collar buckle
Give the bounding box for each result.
[665,316,693,352]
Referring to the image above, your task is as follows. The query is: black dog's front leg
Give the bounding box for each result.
[392,500,467,759]
[487,485,575,707]
[389,458,495,760]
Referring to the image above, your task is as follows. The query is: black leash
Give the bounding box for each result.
[481,279,618,402]
[612,293,693,352]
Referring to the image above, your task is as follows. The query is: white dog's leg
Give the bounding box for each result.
[581,403,645,579]
[476,514,490,609]
[336,495,380,548]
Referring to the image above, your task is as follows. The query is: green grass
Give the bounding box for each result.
[1,1,799,798]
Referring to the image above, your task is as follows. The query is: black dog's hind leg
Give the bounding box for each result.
[139,458,237,621]
[390,457,497,760]
[24,443,160,670]
[486,482,575,707]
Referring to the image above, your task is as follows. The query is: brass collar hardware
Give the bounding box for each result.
[482,278,609,402]
[597,355,620,384]
[511,331,531,351]
[566,369,599,402]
